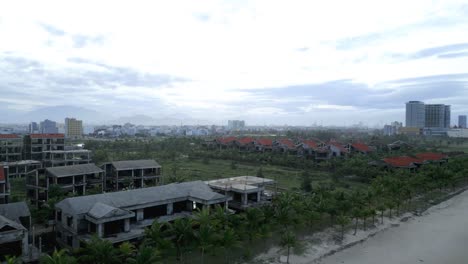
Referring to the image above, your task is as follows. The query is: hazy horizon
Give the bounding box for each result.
[1,1,468,126]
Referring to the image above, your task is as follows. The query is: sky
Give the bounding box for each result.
[1,0,468,126]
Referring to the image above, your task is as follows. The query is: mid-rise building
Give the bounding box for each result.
[425,104,451,128]
[24,134,65,161]
[28,122,39,133]
[0,134,23,162]
[227,120,245,130]
[101,160,162,191]
[65,118,83,139]
[459,115,467,128]
[40,119,59,134]
[405,101,425,128]
[0,165,10,204]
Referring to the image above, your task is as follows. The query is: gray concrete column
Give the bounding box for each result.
[97,223,103,238]
[242,193,248,205]
[167,203,173,215]
[124,219,130,232]
[257,191,261,202]
[136,209,144,221]
[22,230,29,257]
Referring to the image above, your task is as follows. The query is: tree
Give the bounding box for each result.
[279,230,299,264]
[118,242,136,262]
[144,221,172,256]
[194,224,216,264]
[167,218,194,262]
[336,214,351,241]
[127,246,162,264]
[78,236,120,264]
[300,171,313,193]
[218,228,241,264]
[5,256,20,264]
[256,167,264,178]
[230,160,237,170]
[40,249,77,264]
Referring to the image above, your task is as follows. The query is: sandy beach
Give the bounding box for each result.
[318,190,468,264]
[250,189,468,264]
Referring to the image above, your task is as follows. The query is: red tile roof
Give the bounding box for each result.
[0,166,5,181]
[302,140,319,149]
[236,137,254,145]
[30,133,65,139]
[256,138,273,147]
[383,156,422,168]
[328,141,348,153]
[0,134,20,139]
[278,139,296,149]
[217,137,237,145]
[352,142,371,153]
[415,152,448,161]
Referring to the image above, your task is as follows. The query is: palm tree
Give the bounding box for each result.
[78,236,120,264]
[351,208,360,235]
[218,228,241,264]
[194,224,216,264]
[279,230,299,264]
[118,242,136,262]
[5,256,20,264]
[143,221,172,256]
[167,218,194,262]
[193,206,213,227]
[127,246,162,264]
[336,214,350,241]
[40,249,77,264]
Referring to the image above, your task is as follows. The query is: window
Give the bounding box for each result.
[67,216,73,227]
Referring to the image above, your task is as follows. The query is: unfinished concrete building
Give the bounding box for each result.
[0,134,23,162]
[26,163,104,206]
[0,202,39,262]
[24,134,65,161]
[102,160,162,191]
[206,176,275,211]
[42,149,91,167]
[55,181,230,249]
[3,160,41,178]
[0,165,10,204]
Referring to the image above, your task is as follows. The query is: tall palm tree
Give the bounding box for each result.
[127,246,162,264]
[193,206,213,227]
[5,256,20,264]
[336,214,350,241]
[167,218,194,262]
[218,228,241,264]
[279,230,299,264]
[78,236,120,264]
[118,242,136,262]
[194,224,216,264]
[40,249,77,264]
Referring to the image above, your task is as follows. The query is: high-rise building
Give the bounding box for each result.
[65,118,83,138]
[40,119,58,134]
[227,120,245,130]
[425,104,451,128]
[29,122,39,133]
[459,115,467,128]
[405,101,425,128]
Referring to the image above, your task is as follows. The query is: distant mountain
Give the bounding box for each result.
[20,105,107,123]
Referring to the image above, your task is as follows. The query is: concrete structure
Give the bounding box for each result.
[254,138,273,152]
[405,101,425,128]
[328,141,348,157]
[3,160,41,178]
[206,176,274,211]
[55,181,230,249]
[102,160,162,191]
[40,119,58,134]
[65,118,83,139]
[0,134,23,162]
[42,149,91,167]
[383,121,403,136]
[0,166,10,204]
[297,139,330,160]
[28,122,39,134]
[26,163,104,206]
[274,139,297,154]
[227,120,245,130]
[24,134,65,161]
[448,128,468,138]
[459,115,467,128]
[425,104,451,128]
[0,202,38,262]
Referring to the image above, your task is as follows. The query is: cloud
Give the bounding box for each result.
[438,52,468,59]
[410,43,468,59]
[38,23,65,36]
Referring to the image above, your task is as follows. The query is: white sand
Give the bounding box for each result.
[249,190,468,264]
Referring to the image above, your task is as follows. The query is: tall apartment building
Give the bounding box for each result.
[459,115,467,128]
[227,120,245,130]
[405,101,425,128]
[29,122,39,133]
[40,119,59,134]
[425,104,451,128]
[0,134,23,162]
[65,118,83,139]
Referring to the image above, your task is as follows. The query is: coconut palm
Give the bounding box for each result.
[194,224,216,264]
[166,218,194,262]
[127,246,162,264]
[5,256,20,264]
[279,230,299,264]
[78,236,120,264]
[118,242,136,262]
[218,228,241,264]
[336,214,350,240]
[40,249,77,264]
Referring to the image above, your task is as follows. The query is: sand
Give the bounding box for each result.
[249,189,468,264]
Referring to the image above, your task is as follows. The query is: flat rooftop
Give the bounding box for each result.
[206,176,274,191]
[2,160,41,166]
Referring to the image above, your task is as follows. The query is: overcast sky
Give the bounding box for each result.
[1,0,468,126]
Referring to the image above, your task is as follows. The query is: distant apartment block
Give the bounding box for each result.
[55,181,230,249]
[40,119,59,134]
[0,134,23,162]
[206,176,274,211]
[29,122,39,133]
[101,160,162,191]
[459,115,467,128]
[405,101,425,128]
[26,163,104,207]
[227,120,245,130]
[65,118,83,139]
[0,165,10,204]
[425,104,451,128]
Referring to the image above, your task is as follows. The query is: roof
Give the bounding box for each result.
[328,141,348,153]
[0,134,21,139]
[383,156,422,168]
[206,176,275,191]
[302,140,319,149]
[56,181,228,215]
[255,138,273,147]
[415,152,448,161]
[46,163,103,177]
[0,215,25,231]
[0,166,5,181]
[217,137,237,145]
[30,133,64,139]
[236,137,254,145]
[0,202,30,223]
[277,139,296,149]
[111,160,161,170]
[351,142,372,153]
[87,203,133,219]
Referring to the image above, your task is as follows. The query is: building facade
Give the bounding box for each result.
[425,104,451,128]
[459,115,467,128]
[101,160,162,191]
[227,120,245,130]
[40,119,59,134]
[405,101,425,128]
[0,166,10,204]
[0,134,23,162]
[65,118,83,139]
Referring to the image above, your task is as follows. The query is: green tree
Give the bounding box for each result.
[127,246,162,264]
[5,256,20,264]
[256,167,264,178]
[279,230,299,264]
[218,228,241,264]
[40,249,77,264]
[300,171,313,193]
[194,224,216,264]
[167,218,194,262]
[336,214,351,240]
[78,236,120,264]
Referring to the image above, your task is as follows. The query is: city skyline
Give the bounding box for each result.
[1,1,468,125]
